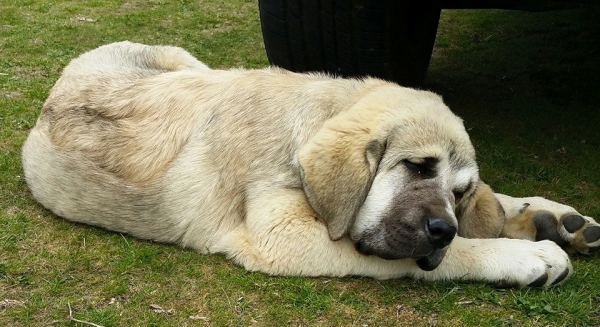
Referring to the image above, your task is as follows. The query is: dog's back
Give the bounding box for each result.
[21,41,372,251]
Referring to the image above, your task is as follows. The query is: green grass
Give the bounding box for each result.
[1,1,599,326]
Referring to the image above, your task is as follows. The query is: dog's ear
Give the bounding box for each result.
[455,181,506,238]
[298,110,385,241]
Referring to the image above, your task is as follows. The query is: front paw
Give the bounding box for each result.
[558,214,600,254]
[497,194,599,255]
[498,240,572,287]
[470,238,573,287]
[528,210,599,254]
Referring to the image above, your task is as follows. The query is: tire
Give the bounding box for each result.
[258,0,442,87]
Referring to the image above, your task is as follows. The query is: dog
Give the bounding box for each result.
[22,41,600,287]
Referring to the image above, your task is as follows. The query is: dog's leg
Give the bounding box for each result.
[211,188,572,286]
[495,194,600,254]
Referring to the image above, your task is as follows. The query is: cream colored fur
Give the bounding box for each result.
[23,41,590,287]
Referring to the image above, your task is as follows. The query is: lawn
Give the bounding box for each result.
[1,1,599,326]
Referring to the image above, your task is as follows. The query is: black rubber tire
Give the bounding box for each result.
[259,0,442,87]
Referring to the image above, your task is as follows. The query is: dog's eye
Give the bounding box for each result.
[402,158,437,178]
[403,160,425,175]
[453,191,464,203]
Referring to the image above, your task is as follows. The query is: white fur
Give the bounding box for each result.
[22,42,576,287]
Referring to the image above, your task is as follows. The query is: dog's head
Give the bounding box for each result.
[298,84,503,271]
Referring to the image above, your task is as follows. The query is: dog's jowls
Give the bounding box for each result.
[22,42,600,287]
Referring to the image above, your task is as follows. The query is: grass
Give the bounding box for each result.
[1,1,599,326]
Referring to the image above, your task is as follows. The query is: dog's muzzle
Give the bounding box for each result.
[353,216,457,271]
[415,217,456,271]
[415,248,449,271]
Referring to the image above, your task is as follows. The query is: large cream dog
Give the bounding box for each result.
[22,42,600,287]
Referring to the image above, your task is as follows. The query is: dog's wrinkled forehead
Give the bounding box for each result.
[381,117,476,170]
[369,89,476,166]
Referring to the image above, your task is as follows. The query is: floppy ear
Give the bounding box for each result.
[298,110,385,241]
[456,181,506,238]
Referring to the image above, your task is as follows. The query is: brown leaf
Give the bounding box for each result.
[150,304,174,315]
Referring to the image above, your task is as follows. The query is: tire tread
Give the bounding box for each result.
[259,0,441,86]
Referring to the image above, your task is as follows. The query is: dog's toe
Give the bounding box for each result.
[527,273,549,287]
[533,212,566,245]
[562,214,585,233]
[558,213,600,254]
[551,267,571,286]
[583,225,600,243]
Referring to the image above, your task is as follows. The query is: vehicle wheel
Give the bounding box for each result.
[258,0,442,87]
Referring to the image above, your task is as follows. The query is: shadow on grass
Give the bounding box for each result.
[426,8,600,215]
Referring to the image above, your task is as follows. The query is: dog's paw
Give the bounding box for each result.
[482,239,573,288]
[426,237,573,287]
[557,213,600,254]
[496,194,599,255]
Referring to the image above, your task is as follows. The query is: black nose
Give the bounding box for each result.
[425,218,456,249]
